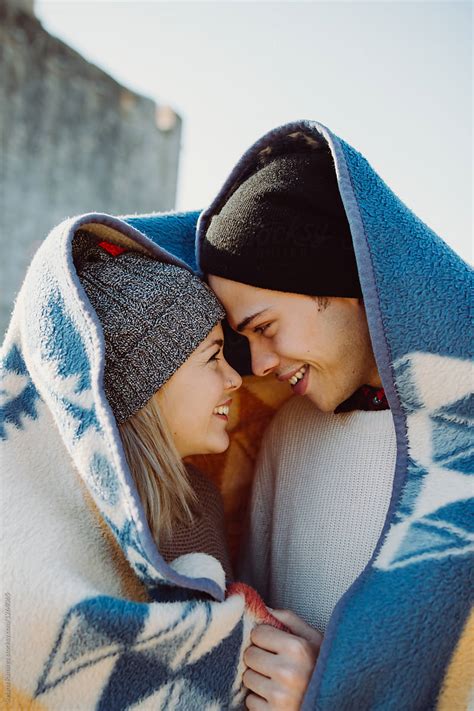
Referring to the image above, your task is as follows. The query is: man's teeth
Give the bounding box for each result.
[289,365,307,386]
[213,405,229,416]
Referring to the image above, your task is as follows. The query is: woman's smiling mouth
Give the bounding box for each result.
[213,399,232,419]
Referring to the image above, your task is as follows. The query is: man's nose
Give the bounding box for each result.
[225,364,242,391]
[250,344,279,377]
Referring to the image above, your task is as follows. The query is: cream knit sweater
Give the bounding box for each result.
[239,395,397,633]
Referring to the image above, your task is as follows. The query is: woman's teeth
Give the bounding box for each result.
[289,365,307,386]
[213,405,229,416]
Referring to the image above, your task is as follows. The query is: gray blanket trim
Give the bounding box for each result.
[302,124,409,707]
[64,212,225,602]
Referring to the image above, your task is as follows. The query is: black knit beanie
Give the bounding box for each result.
[200,150,362,298]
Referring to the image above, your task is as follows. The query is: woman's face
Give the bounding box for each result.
[155,323,242,458]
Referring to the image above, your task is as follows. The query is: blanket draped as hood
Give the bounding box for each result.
[195,120,473,711]
[0,213,282,710]
[1,119,472,711]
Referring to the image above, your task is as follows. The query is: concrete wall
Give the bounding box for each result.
[0,0,182,336]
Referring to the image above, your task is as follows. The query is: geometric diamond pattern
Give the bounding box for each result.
[2,210,279,711]
[375,352,474,571]
[35,595,245,710]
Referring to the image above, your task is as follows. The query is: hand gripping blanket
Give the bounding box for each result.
[195,121,474,711]
[0,212,285,711]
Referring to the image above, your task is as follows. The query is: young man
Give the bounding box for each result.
[197,122,473,710]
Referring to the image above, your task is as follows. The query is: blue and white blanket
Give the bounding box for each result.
[1,119,473,711]
[196,121,474,710]
[0,213,277,710]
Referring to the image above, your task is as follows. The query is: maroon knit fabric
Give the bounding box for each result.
[335,385,389,414]
[159,465,233,582]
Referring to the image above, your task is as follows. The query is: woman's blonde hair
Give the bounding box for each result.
[118,392,197,545]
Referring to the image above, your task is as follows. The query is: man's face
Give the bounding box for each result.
[208,275,381,412]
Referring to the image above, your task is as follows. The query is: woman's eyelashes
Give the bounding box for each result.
[207,348,222,364]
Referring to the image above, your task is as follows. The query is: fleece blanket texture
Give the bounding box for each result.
[1,119,473,711]
[196,121,474,711]
[0,213,285,711]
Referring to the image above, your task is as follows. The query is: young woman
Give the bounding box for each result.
[73,229,241,579]
[1,215,319,710]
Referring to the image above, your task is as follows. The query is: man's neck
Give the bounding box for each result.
[365,363,382,389]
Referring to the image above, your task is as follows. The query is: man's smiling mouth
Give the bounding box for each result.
[277,364,308,384]
[288,364,308,386]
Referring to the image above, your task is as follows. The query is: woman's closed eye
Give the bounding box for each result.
[207,348,222,363]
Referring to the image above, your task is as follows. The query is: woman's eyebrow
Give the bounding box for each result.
[201,338,224,352]
[236,310,269,332]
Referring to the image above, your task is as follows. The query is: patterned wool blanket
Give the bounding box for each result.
[0,212,285,711]
[195,121,474,710]
[1,118,473,711]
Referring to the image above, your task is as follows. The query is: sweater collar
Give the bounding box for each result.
[334,385,389,414]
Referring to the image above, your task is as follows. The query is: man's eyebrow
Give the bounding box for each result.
[236,310,269,333]
[201,338,224,352]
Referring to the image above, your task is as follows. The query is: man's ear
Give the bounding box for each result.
[222,319,252,376]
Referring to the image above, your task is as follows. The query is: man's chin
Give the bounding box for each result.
[304,389,336,413]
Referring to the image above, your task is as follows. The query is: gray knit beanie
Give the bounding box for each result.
[73,231,225,424]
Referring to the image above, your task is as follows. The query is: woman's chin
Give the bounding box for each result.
[210,433,231,454]
[204,431,231,455]
[184,432,230,458]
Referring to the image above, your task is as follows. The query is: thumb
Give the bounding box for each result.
[269,609,323,647]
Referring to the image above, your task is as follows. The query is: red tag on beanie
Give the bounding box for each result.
[98,241,127,256]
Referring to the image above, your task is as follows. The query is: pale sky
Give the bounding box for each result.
[36,0,472,263]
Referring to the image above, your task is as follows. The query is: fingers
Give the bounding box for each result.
[243,668,272,699]
[245,692,268,710]
[243,614,322,711]
[269,609,323,647]
[251,624,316,662]
[244,669,300,711]
[250,624,292,653]
[244,644,276,677]
[243,631,318,711]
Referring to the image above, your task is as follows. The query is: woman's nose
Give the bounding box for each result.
[250,345,279,377]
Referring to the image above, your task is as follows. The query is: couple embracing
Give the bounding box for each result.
[1,120,472,711]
